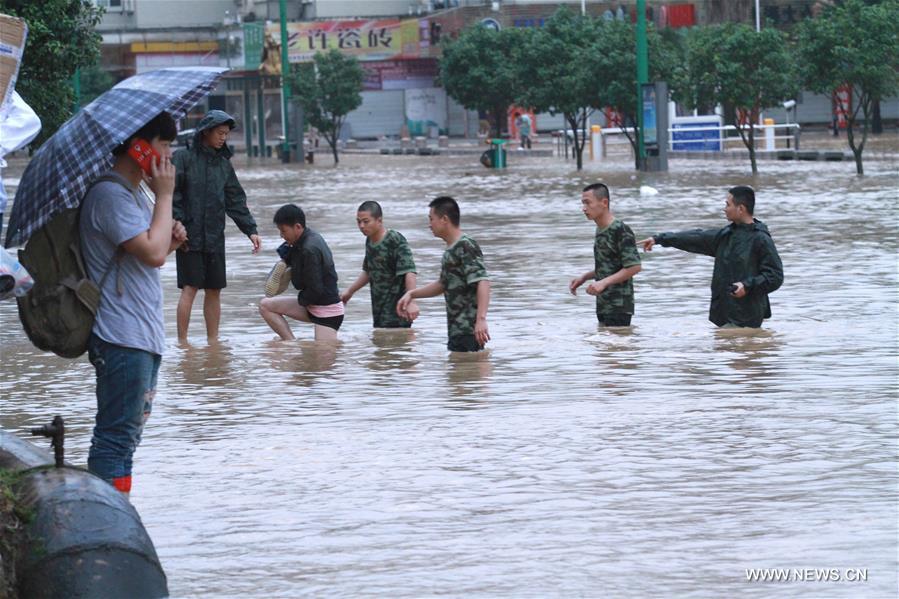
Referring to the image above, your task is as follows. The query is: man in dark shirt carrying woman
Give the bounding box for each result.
[259,204,344,341]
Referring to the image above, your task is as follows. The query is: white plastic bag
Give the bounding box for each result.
[0,245,32,300]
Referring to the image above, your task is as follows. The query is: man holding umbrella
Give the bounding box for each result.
[80,111,187,497]
[172,110,261,343]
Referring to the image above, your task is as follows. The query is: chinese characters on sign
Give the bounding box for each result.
[268,19,435,63]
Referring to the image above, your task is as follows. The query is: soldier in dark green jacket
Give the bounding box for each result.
[172,110,261,342]
[639,186,783,328]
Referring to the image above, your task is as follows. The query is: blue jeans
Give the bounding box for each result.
[87,334,161,483]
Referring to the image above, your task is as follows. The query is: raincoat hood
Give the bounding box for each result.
[197,110,236,133]
[192,110,236,150]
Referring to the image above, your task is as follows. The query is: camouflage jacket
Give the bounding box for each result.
[593,219,641,316]
[654,219,783,327]
[439,234,488,339]
[363,229,416,328]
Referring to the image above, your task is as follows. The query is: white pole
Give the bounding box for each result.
[581,0,586,16]
[755,0,762,122]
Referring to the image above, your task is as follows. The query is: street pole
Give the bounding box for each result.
[72,69,81,112]
[279,0,291,163]
[755,0,761,32]
[635,0,649,168]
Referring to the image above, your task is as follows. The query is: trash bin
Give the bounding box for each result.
[488,138,508,168]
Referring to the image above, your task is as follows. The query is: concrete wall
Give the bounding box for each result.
[314,0,419,18]
[134,0,235,29]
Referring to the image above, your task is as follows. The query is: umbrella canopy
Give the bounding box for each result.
[5,66,227,248]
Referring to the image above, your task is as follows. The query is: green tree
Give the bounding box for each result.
[439,24,525,137]
[289,49,364,165]
[590,19,682,170]
[515,9,604,170]
[2,0,103,147]
[797,0,899,175]
[682,23,797,174]
[78,64,115,107]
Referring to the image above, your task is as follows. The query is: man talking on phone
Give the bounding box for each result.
[80,111,187,497]
[637,186,783,328]
[172,110,260,342]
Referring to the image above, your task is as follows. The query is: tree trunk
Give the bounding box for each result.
[493,103,506,138]
[846,92,870,176]
[748,126,757,174]
[735,106,759,174]
[629,115,641,170]
[330,117,342,164]
[872,97,882,135]
[567,113,584,171]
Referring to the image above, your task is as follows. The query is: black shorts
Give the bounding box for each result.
[597,313,632,327]
[309,313,344,331]
[176,251,226,290]
[447,334,484,353]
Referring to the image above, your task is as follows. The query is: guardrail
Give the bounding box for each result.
[555,122,802,160]
[667,122,801,152]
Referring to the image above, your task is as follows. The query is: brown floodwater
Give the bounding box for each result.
[1,151,897,597]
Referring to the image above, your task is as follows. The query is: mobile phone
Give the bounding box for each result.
[127,138,160,176]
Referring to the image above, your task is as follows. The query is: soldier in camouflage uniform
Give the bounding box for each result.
[569,183,642,326]
[341,201,418,328]
[639,186,783,328]
[397,196,491,352]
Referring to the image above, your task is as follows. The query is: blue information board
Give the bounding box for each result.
[671,120,722,151]
[641,84,658,147]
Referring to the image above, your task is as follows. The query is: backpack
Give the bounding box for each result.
[16,175,126,358]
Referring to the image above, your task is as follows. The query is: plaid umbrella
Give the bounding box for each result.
[4,67,227,247]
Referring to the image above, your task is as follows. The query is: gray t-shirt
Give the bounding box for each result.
[79,171,165,355]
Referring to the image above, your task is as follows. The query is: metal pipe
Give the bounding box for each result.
[279,0,291,163]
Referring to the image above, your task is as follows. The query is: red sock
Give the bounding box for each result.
[112,475,132,493]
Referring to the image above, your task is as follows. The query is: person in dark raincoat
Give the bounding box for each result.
[172,110,261,342]
[638,186,783,328]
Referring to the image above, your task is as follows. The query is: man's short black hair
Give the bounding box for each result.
[357,201,382,219]
[274,204,306,227]
[429,196,460,227]
[583,182,610,203]
[113,111,178,155]
[729,185,755,215]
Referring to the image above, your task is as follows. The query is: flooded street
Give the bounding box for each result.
[1,152,896,597]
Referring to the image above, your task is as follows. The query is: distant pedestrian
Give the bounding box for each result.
[569,183,642,326]
[259,204,344,341]
[517,113,532,149]
[340,201,418,328]
[172,110,260,342]
[397,196,490,352]
[79,112,187,496]
[638,185,783,328]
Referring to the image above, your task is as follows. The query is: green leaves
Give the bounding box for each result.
[797,0,898,173]
[289,49,364,164]
[3,0,104,147]
[798,0,898,98]
[439,24,525,135]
